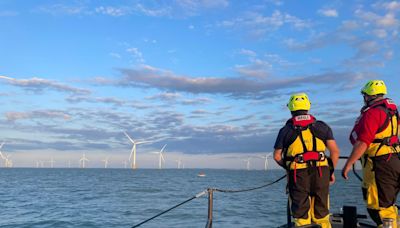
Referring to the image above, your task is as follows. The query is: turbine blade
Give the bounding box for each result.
[136,140,152,145]
[124,131,135,144]
[160,144,167,153]
[0,142,4,149]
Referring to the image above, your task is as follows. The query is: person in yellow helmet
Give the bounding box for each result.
[274,93,340,228]
[342,80,400,227]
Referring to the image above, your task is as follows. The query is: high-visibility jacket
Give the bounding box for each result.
[350,98,400,157]
[283,114,329,170]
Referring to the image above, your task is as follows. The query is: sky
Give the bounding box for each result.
[0,0,399,169]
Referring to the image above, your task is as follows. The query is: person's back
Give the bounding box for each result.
[273,93,339,228]
[342,80,400,227]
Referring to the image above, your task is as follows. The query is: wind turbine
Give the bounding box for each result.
[0,142,6,166]
[259,153,273,171]
[244,158,251,170]
[79,153,89,168]
[124,131,152,169]
[49,157,55,168]
[102,157,109,168]
[176,158,182,169]
[4,154,12,168]
[152,144,167,169]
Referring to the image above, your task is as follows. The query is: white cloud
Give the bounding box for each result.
[371,29,388,38]
[235,59,271,79]
[95,6,130,16]
[6,110,71,122]
[110,53,121,59]
[380,1,400,11]
[146,92,182,101]
[384,50,394,60]
[355,9,399,28]
[0,75,90,95]
[135,4,171,17]
[219,10,311,39]
[126,47,145,63]
[37,4,85,15]
[318,9,338,17]
[239,49,257,57]
[377,13,398,27]
[341,20,360,30]
[176,0,229,12]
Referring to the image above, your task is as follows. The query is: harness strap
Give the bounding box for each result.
[285,151,325,162]
[298,128,308,153]
[372,107,399,157]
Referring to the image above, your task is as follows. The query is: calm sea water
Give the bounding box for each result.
[0,168,387,227]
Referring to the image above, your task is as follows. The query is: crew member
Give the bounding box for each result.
[342,80,400,227]
[274,93,340,228]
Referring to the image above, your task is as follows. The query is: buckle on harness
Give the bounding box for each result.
[296,154,304,163]
[295,152,325,163]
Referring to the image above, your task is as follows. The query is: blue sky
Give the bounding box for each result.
[0,0,399,169]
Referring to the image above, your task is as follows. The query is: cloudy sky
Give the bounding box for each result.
[0,0,399,169]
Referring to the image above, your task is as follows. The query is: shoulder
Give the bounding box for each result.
[278,123,293,135]
[362,107,386,122]
[311,119,333,139]
[314,120,330,128]
[312,120,332,132]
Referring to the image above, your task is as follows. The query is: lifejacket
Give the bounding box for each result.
[283,115,330,182]
[351,98,400,158]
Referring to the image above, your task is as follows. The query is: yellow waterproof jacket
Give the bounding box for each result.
[363,99,399,157]
[284,115,329,170]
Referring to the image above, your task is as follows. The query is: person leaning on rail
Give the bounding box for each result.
[273,93,340,228]
[342,80,400,227]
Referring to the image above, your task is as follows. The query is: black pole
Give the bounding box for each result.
[287,199,291,227]
[205,188,213,228]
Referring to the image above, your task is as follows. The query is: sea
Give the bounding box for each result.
[0,168,392,228]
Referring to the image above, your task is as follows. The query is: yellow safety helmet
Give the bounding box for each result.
[361,80,387,96]
[287,93,311,111]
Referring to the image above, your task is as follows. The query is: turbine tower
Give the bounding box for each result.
[176,158,182,169]
[124,131,152,169]
[4,154,12,168]
[152,144,167,169]
[102,157,109,168]
[49,157,55,168]
[244,158,251,170]
[259,153,272,171]
[79,153,89,168]
[0,142,6,167]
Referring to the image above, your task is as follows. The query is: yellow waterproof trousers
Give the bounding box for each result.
[362,155,400,227]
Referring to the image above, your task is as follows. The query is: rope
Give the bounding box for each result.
[131,190,207,228]
[131,174,286,227]
[214,174,286,193]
